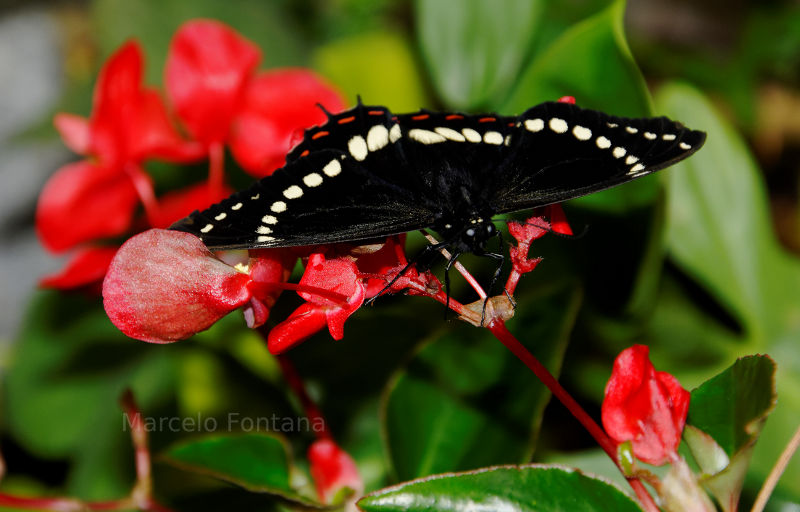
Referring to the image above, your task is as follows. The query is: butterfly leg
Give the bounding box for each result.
[443,249,463,314]
[363,239,448,306]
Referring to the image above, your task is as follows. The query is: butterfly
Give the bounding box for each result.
[170,100,706,256]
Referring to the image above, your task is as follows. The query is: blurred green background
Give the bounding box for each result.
[0,0,799,510]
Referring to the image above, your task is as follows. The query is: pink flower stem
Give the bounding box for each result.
[0,392,173,512]
[208,142,225,199]
[486,320,659,512]
[125,163,160,227]
[272,350,331,440]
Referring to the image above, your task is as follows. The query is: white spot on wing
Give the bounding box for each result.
[549,118,568,133]
[462,128,481,142]
[663,134,676,141]
[250,194,259,200]
[409,128,446,144]
[323,159,341,177]
[201,224,214,233]
[572,125,592,140]
[596,136,611,149]
[389,124,401,143]
[303,172,323,187]
[231,202,243,210]
[434,126,466,142]
[257,226,273,234]
[271,201,287,213]
[612,147,626,158]
[257,236,275,242]
[524,119,544,132]
[483,131,503,145]
[629,163,646,174]
[625,126,638,134]
[679,142,692,150]
[262,215,277,224]
[644,131,656,140]
[367,125,390,151]
[283,185,303,199]
[348,135,368,161]
[607,122,618,128]
[214,213,227,221]
[626,155,639,165]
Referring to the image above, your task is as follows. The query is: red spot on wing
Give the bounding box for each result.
[337,116,356,124]
[368,110,384,116]
[411,114,429,121]
[445,114,464,120]
[478,117,496,123]
[312,131,329,140]
[300,150,309,157]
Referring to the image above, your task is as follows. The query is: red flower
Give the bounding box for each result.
[38,41,203,253]
[165,20,345,177]
[267,254,366,354]
[308,438,363,504]
[602,345,690,466]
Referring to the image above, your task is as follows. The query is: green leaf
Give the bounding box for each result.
[3,291,177,499]
[163,433,320,507]
[655,82,800,497]
[501,0,655,212]
[358,464,642,512]
[382,282,581,481]
[312,32,429,111]
[415,0,544,110]
[688,355,776,457]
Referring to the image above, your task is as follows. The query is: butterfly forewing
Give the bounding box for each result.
[492,102,706,213]
[171,101,706,251]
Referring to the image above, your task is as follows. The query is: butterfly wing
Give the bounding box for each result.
[171,105,440,250]
[491,101,707,213]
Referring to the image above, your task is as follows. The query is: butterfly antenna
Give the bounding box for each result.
[315,102,334,119]
[356,95,364,107]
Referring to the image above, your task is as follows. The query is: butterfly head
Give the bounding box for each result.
[435,216,497,254]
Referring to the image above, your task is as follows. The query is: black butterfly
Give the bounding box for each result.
[171,100,706,256]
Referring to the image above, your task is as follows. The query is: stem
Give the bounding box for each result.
[486,321,660,512]
[0,391,172,512]
[422,232,487,298]
[125,163,160,227]
[208,142,225,198]
[255,328,331,440]
[751,422,800,512]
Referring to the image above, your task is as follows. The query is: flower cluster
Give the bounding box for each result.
[37,20,344,290]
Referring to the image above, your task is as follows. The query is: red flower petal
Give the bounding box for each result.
[354,236,409,298]
[545,204,573,236]
[128,89,206,163]
[308,438,363,504]
[150,182,234,229]
[166,19,261,146]
[54,113,90,154]
[39,247,118,290]
[602,345,690,466]
[103,229,252,343]
[89,41,203,166]
[229,69,345,177]
[241,249,296,329]
[267,303,327,354]
[36,161,139,252]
